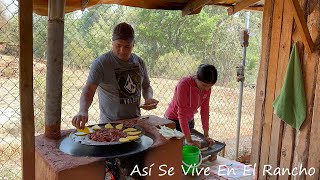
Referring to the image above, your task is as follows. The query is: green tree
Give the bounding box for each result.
[132,9,219,75]
[33,15,47,59]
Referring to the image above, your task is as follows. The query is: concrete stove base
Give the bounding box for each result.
[35,116,183,180]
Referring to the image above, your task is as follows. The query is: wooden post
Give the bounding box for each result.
[250,0,274,177]
[45,0,65,139]
[291,0,318,179]
[258,0,284,178]
[19,0,35,179]
[306,1,320,178]
[273,2,295,180]
[268,0,293,179]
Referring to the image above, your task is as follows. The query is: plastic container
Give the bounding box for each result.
[182,145,202,174]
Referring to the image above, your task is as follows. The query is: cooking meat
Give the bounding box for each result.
[89,128,127,142]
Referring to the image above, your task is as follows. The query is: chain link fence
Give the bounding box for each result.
[0,1,262,179]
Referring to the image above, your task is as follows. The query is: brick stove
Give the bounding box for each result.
[35,115,183,180]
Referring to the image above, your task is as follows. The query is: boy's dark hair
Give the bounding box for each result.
[197,64,218,84]
[112,22,135,42]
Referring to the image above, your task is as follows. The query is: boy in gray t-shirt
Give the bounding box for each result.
[72,22,158,128]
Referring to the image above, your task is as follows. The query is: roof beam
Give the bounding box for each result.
[216,4,263,12]
[289,0,314,52]
[227,0,261,15]
[182,0,211,16]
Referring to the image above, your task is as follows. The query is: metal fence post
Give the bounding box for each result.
[235,11,250,160]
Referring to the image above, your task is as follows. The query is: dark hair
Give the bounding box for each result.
[112,22,135,42]
[197,64,218,84]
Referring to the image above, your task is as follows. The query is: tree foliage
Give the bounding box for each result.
[4,4,262,87]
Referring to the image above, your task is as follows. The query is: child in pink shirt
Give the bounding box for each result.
[165,64,217,147]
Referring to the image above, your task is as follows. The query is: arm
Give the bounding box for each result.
[79,83,97,114]
[176,82,192,141]
[200,90,215,146]
[142,86,153,100]
[72,83,97,129]
[200,90,211,137]
[175,81,201,148]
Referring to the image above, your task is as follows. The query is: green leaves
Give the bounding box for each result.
[29,5,262,87]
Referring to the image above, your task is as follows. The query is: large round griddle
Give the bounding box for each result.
[59,134,153,158]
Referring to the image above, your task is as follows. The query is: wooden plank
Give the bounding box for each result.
[227,0,261,15]
[268,0,293,178]
[182,0,211,16]
[292,3,317,176]
[19,0,35,180]
[279,125,295,180]
[258,0,284,179]
[306,1,320,178]
[289,0,314,52]
[306,63,320,179]
[211,4,264,12]
[292,43,315,180]
[276,7,294,180]
[250,0,274,177]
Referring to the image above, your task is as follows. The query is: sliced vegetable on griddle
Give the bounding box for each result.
[92,124,101,130]
[116,123,123,130]
[123,127,137,132]
[105,123,113,129]
[127,131,141,136]
[119,137,130,143]
[74,132,88,136]
[77,126,90,133]
[127,135,139,141]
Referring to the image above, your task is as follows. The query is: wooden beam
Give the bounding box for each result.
[216,5,264,12]
[289,0,314,52]
[19,0,35,180]
[182,0,211,16]
[227,0,261,15]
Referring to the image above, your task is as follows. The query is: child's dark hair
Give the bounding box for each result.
[197,64,218,84]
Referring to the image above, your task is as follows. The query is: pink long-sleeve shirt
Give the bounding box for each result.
[164,76,211,136]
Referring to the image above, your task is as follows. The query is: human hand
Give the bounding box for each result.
[140,98,159,110]
[72,111,88,129]
[204,137,215,147]
[187,140,202,148]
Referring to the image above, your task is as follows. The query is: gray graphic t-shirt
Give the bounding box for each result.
[87,51,150,123]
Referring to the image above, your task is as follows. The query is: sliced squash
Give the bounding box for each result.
[74,132,88,136]
[105,123,113,129]
[116,123,123,130]
[92,125,101,130]
[123,128,137,132]
[77,126,90,133]
[127,135,139,141]
[127,131,141,136]
[119,137,130,143]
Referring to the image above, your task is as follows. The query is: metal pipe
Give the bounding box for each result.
[45,0,66,139]
[235,11,250,160]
